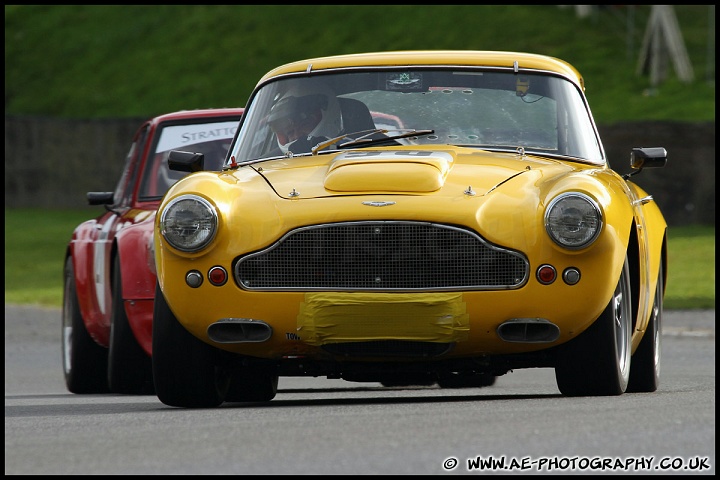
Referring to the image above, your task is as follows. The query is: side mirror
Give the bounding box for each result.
[168,150,205,172]
[623,147,667,179]
[86,192,114,205]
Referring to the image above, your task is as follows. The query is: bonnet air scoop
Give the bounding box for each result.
[323,151,453,193]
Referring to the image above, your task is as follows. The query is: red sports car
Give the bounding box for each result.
[62,108,244,394]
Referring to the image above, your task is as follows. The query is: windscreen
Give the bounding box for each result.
[229,68,604,165]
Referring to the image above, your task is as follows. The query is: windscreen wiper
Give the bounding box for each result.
[311,129,385,155]
[311,128,435,155]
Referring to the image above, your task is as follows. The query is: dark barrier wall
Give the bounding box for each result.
[5,116,145,209]
[599,121,715,227]
[4,116,715,226]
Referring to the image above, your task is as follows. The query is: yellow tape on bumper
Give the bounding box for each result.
[297,292,469,346]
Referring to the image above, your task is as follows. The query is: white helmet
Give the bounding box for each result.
[267,78,342,153]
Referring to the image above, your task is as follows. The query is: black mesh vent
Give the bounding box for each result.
[235,221,528,291]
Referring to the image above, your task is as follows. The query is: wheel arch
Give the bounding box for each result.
[626,220,641,332]
[625,219,668,335]
[659,231,668,298]
[64,237,102,342]
[111,238,155,355]
[114,226,156,355]
[115,222,157,301]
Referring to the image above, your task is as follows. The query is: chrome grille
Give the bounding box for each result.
[235,221,528,291]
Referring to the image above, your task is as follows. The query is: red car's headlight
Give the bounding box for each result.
[160,195,218,252]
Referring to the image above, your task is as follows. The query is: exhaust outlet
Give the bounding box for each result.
[207,318,273,343]
[496,318,560,343]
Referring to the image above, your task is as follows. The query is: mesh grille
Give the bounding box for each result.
[235,221,528,291]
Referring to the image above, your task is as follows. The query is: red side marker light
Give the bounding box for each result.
[537,264,557,285]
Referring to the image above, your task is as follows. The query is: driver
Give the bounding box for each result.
[266,79,342,155]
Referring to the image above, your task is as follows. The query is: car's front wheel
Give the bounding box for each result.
[152,283,230,408]
[108,255,154,394]
[62,257,109,394]
[555,254,632,396]
[225,367,279,402]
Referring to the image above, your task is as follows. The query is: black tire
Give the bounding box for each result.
[62,257,110,394]
[108,255,155,394]
[152,282,229,408]
[555,254,632,396]
[225,367,279,402]
[627,261,663,392]
[437,372,496,388]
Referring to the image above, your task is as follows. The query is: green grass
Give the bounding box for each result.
[4,208,714,310]
[5,208,95,307]
[666,225,717,309]
[4,5,715,124]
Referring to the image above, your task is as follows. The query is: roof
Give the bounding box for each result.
[259,50,585,90]
[150,108,245,124]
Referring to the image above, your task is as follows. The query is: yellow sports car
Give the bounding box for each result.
[152,51,668,407]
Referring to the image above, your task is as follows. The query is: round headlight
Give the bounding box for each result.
[160,195,217,252]
[545,193,602,249]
